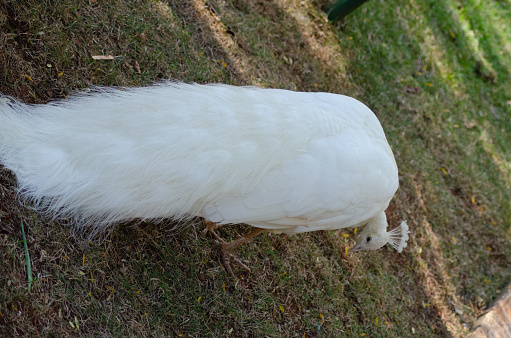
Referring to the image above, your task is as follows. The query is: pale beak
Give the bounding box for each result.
[349,244,363,252]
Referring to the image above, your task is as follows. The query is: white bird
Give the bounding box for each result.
[0,83,408,274]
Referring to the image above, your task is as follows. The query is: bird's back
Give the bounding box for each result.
[0,83,398,235]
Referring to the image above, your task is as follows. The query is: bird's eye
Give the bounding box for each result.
[367,236,372,242]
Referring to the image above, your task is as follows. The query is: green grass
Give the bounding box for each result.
[1,0,510,336]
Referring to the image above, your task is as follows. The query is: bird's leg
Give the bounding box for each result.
[201,220,266,277]
[220,227,266,277]
[201,220,226,240]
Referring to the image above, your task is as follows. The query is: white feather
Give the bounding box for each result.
[0,83,399,239]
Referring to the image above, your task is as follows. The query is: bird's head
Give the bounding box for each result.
[350,212,409,253]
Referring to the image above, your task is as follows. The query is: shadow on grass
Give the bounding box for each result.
[0,0,242,102]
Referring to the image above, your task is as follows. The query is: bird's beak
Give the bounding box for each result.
[349,243,363,252]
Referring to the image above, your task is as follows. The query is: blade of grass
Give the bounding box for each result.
[21,218,33,292]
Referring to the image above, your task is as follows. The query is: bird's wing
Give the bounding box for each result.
[203,131,398,234]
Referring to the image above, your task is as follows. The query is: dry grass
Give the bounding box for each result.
[1,0,510,336]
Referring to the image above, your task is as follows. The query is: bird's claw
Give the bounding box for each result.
[202,220,225,242]
[221,246,251,278]
[200,227,209,238]
[202,221,244,276]
[202,221,265,277]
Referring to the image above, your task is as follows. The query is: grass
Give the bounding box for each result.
[20,219,33,292]
[0,0,510,336]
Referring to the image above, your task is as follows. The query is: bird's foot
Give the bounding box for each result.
[201,220,225,240]
[202,220,244,276]
[221,242,252,278]
[217,227,266,277]
[202,221,266,277]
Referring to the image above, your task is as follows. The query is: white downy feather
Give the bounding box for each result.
[0,83,404,249]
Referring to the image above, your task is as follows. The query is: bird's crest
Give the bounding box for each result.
[387,221,409,253]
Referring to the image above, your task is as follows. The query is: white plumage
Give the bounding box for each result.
[0,83,408,253]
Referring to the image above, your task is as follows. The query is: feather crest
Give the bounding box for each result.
[387,221,409,252]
